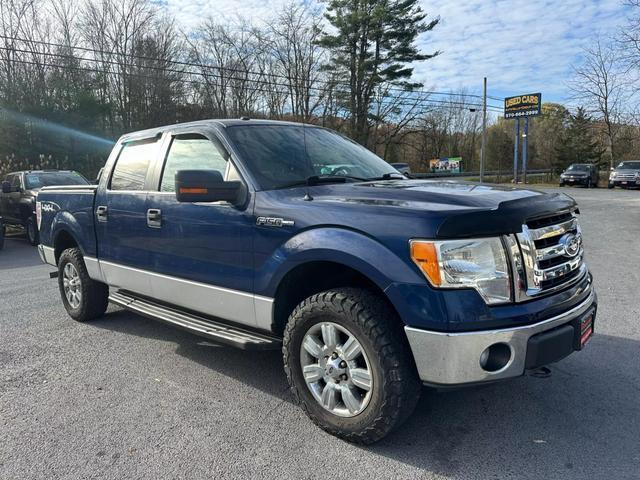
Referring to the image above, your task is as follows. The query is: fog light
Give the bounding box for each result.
[479,343,512,372]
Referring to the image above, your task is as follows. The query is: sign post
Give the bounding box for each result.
[504,92,541,183]
[523,117,529,184]
[513,119,520,183]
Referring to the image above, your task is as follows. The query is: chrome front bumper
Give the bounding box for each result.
[405,288,596,386]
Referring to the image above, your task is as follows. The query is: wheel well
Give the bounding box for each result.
[272,261,398,336]
[54,230,79,265]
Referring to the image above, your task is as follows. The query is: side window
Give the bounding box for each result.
[110,139,157,191]
[11,175,22,189]
[159,134,230,193]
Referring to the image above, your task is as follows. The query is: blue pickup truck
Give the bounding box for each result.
[37,119,597,444]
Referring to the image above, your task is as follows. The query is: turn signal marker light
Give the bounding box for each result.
[179,187,208,194]
[410,241,441,286]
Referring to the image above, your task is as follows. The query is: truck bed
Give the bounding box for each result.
[37,185,98,260]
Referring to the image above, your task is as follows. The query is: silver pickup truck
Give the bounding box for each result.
[608,161,640,189]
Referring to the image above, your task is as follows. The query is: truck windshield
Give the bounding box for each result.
[226,125,399,190]
[617,161,640,169]
[25,172,88,189]
[566,165,588,171]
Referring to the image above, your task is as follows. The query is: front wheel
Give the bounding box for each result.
[58,248,109,321]
[608,183,615,189]
[26,216,39,245]
[283,288,421,444]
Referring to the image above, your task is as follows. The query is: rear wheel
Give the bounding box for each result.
[58,248,109,322]
[26,216,38,245]
[283,288,421,444]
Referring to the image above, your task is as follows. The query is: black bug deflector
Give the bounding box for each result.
[435,192,578,239]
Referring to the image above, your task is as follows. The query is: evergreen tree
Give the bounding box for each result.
[555,107,603,170]
[318,0,439,145]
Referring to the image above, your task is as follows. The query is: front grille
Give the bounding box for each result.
[526,212,573,230]
[515,211,586,298]
[615,173,636,180]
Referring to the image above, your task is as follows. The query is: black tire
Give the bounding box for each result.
[608,183,614,189]
[58,247,109,322]
[26,216,39,246]
[283,288,421,444]
[586,178,592,188]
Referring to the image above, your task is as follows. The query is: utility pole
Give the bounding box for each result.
[480,77,487,183]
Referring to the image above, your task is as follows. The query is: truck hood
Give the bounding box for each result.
[317,179,537,209]
[283,180,578,238]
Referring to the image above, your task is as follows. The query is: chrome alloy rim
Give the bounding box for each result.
[299,322,373,417]
[63,263,82,309]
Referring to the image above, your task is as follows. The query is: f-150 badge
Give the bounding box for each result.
[256,217,294,227]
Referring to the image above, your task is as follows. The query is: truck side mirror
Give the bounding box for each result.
[175,170,245,205]
[1,181,11,194]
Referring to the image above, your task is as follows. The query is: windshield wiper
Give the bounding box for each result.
[275,175,368,190]
[365,172,406,181]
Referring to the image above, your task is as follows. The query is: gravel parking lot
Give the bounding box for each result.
[1,186,639,480]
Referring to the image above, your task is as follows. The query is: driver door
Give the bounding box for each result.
[143,128,256,327]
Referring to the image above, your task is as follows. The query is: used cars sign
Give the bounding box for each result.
[504,93,542,118]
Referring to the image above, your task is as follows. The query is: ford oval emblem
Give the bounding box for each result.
[559,233,581,258]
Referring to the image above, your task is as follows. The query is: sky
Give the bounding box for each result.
[157,0,631,108]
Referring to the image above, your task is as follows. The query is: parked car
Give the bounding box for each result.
[559,163,598,188]
[608,160,640,189]
[0,170,89,245]
[390,162,411,174]
[37,119,597,444]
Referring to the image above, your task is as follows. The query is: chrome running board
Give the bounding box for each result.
[109,291,281,350]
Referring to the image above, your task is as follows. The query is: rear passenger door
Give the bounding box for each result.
[0,174,15,221]
[7,174,24,223]
[95,137,160,296]
[143,128,257,327]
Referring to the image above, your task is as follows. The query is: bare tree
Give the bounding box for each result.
[569,38,625,168]
[266,2,325,121]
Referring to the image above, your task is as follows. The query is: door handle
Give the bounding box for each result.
[147,208,162,228]
[96,205,108,222]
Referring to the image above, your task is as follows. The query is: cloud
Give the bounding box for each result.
[412,0,627,103]
[158,0,629,104]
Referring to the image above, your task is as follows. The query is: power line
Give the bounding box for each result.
[0,46,505,114]
[0,34,505,109]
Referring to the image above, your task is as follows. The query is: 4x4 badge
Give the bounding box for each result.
[256,216,295,227]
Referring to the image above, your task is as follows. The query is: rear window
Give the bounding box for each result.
[110,139,157,191]
[25,172,88,189]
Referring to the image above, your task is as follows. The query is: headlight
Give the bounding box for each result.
[560,173,566,178]
[410,238,511,304]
